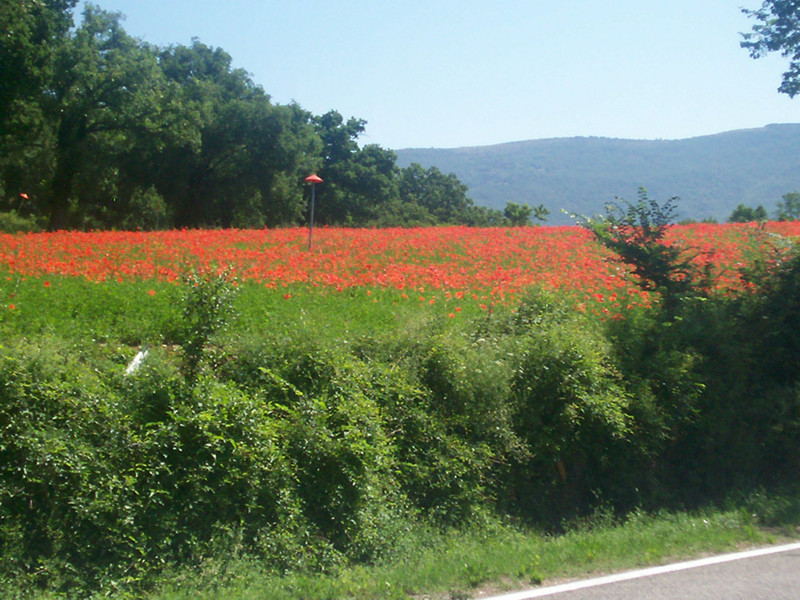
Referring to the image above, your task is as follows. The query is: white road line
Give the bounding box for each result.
[479,541,800,600]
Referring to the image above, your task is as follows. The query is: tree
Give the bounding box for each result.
[0,0,77,209]
[503,202,532,226]
[311,110,401,225]
[1,3,484,231]
[0,0,76,124]
[398,163,476,224]
[503,201,549,226]
[44,7,176,228]
[777,191,800,221]
[341,143,400,224]
[465,205,507,227]
[143,40,320,228]
[578,188,700,312]
[741,1,800,97]
[728,203,768,222]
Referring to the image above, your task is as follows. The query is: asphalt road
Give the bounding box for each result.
[479,542,800,600]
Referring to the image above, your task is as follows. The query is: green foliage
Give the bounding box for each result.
[384,331,521,522]
[0,337,137,592]
[735,222,796,290]
[312,111,390,225]
[577,192,800,503]
[728,202,768,222]
[0,333,401,595]
[123,186,170,230]
[727,250,800,486]
[737,486,800,527]
[777,190,800,221]
[503,294,634,520]
[579,188,703,314]
[749,248,800,383]
[178,271,237,382]
[0,209,42,233]
[397,163,479,225]
[503,201,549,226]
[0,1,76,194]
[2,6,489,231]
[151,42,321,229]
[741,1,800,97]
[603,302,710,502]
[43,6,176,229]
[602,236,800,501]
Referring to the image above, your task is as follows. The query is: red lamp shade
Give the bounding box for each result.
[304,174,323,183]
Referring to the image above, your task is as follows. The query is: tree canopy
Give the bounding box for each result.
[741,1,800,97]
[777,191,800,220]
[728,203,768,222]
[0,4,536,231]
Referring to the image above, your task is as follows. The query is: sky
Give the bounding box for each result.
[75,0,800,150]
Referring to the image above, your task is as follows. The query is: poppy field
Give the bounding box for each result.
[2,222,798,321]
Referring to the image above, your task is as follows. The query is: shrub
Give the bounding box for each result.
[0,335,405,594]
[505,305,633,522]
[177,270,237,382]
[578,188,704,315]
[215,334,412,561]
[0,210,42,233]
[0,338,139,592]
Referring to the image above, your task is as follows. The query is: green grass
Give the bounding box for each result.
[137,504,797,600]
[0,274,489,346]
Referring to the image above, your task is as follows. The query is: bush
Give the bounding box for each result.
[0,335,406,595]
[0,210,41,233]
[503,299,634,522]
[0,338,139,592]
[215,334,412,561]
[578,188,704,315]
[178,270,237,382]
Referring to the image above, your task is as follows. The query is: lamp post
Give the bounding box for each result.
[304,174,323,250]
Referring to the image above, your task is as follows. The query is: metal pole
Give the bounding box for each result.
[308,182,316,250]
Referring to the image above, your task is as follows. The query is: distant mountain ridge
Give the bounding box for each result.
[395,124,800,225]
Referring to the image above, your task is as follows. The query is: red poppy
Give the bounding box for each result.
[0,223,797,321]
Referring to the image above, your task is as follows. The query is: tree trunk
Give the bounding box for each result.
[48,153,76,230]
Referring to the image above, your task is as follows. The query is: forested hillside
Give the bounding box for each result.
[396,124,800,224]
[0,2,508,231]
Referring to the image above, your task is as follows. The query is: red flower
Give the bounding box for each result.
[0,223,797,319]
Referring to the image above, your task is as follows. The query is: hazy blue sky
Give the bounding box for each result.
[76,0,799,149]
